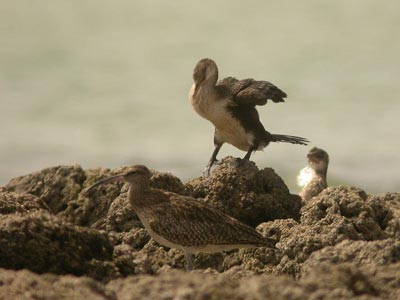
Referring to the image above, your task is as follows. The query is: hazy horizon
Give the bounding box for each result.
[1,1,399,194]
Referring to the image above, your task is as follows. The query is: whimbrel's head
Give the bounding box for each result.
[84,165,151,194]
[193,58,218,93]
[307,147,329,174]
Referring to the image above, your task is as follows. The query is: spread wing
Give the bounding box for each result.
[216,77,287,106]
[146,192,274,248]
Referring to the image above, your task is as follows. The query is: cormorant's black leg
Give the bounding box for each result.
[204,144,222,176]
[242,145,257,161]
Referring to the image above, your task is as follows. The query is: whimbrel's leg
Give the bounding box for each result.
[203,144,222,176]
[184,251,194,271]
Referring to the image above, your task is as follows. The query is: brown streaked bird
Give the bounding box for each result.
[189,58,309,175]
[84,165,275,270]
[298,147,329,201]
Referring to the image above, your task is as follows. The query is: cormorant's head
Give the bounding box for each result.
[193,58,218,93]
[84,165,151,195]
[307,147,329,174]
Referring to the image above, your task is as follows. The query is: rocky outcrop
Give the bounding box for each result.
[186,157,302,226]
[1,263,399,300]
[0,210,113,277]
[1,161,399,299]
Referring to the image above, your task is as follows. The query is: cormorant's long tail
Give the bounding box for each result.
[271,134,309,145]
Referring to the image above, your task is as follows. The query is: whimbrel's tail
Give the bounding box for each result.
[271,134,309,145]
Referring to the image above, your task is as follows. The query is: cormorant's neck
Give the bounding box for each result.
[197,77,217,96]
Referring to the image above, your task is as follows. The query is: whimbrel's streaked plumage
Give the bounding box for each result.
[85,165,275,270]
[189,58,309,175]
[298,147,329,201]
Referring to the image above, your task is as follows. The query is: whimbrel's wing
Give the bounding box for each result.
[146,192,275,249]
[216,77,286,106]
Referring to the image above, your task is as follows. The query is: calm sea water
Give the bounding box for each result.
[1,1,399,193]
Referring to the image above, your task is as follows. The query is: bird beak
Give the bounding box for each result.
[83,174,124,196]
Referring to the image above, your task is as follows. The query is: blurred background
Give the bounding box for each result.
[1,0,399,194]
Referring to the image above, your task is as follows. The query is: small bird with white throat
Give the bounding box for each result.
[298,147,329,201]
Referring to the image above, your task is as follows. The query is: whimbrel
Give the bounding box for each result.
[298,147,329,201]
[189,58,309,175]
[85,165,275,270]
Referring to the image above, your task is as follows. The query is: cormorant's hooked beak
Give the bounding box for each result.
[83,174,124,196]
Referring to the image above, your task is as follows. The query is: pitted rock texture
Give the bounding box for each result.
[0,187,48,214]
[5,165,86,213]
[1,164,400,299]
[0,268,115,300]
[376,192,400,239]
[0,210,113,276]
[186,157,302,226]
[302,239,400,274]
[1,264,399,300]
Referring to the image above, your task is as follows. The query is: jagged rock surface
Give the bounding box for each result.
[1,163,400,299]
[0,210,113,277]
[1,264,399,300]
[186,157,302,226]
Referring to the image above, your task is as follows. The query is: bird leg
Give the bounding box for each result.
[242,145,257,161]
[203,144,222,176]
[231,145,257,168]
[184,251,194,271]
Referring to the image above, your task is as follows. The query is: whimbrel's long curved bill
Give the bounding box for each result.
[83,174,124,195]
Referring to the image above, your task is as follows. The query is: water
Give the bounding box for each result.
[1,0,399,193]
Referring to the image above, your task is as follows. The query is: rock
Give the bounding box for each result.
[106,263,400,300]
[112,244,137,277]
[106,269,242,300]
[0,187,48,214]
[150,170,187,195]
[0,211,113,276]
[1,163,400,299]
[120,228,151,249]
[1,262,398,300]
[186,157,302,227]
[376,193,400,239]
[299,262,400,299]
[301,186,391,240]
[270,186,393,277]
[5,165,86,214]
[302,239,400,274]
[256,219,299,242]
[0,268,115,300]
[222,247,281,274]
[63,167,126,229]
